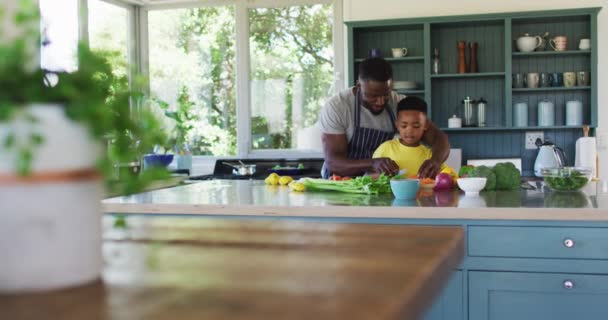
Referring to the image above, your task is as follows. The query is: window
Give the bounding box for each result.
[249,4,334,151]
[146,0,340,157]
[88,0,131,79]
[148,6,237,156]
[40,0,79,72]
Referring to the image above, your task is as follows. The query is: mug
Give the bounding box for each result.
[513,102,528,127]
[579,38,591,50]
[577,71,590,86]
[550,36,567,51]
[550,73,563,87]
[512,73,525,88]
[563,72,576,87]
[539,72,552,87]
[526,73,539,88]
[566,100,583,126]
[368,48,382,58]
[391,47,408,57]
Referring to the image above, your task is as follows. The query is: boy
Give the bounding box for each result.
[372,96,449,177]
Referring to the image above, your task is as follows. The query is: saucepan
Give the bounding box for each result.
[223,161,257,176]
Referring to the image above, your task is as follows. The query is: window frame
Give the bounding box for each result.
[138,0,344,163]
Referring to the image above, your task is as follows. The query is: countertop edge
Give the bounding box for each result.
[102,203,608,221]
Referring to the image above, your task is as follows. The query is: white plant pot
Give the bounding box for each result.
[0,104,103,292]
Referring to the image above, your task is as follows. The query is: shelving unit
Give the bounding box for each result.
[346,7,599,173]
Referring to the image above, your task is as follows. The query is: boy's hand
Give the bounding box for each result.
[371,158,399,175]
[418,160,441,178]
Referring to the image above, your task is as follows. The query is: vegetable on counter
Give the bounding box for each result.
[288,181,306,192]
[298,174,392,194]
[265,173,280,185]
[544,171,589,191]
[433,173,454,191]
[492,162,521,190]
[278,176,293,185]
[470,165,497,191]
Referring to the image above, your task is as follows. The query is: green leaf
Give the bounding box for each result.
[30,133,43,146]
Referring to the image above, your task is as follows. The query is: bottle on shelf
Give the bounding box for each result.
[432,48,441,74]
[457,41,467,73]
[469,42,478,73]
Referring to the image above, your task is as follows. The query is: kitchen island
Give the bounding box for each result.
[103,180,608,320]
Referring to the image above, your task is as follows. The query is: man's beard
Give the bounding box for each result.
[362,101,387,115]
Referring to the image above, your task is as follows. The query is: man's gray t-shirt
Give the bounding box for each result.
[317,88,405,142]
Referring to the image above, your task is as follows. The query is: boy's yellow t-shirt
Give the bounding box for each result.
[372,138,447,176]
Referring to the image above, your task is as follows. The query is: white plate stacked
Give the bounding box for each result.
[393,81,416,90]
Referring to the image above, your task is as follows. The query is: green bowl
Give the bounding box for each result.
[541,167,592,192]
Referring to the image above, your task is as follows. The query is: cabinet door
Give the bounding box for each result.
[469,271,608,320]
[423,271,463,320]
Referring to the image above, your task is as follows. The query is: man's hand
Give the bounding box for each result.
[371,158,399,175]
[417,159,441,178]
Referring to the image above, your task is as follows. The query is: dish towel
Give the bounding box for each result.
[575,137,597,177]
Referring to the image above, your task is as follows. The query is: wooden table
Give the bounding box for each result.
[1,217,464,320]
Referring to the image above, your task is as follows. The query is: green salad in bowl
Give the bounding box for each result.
[540,167,592,191]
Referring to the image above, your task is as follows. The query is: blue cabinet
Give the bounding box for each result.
[469,271,608,320]
[423,271,463,320]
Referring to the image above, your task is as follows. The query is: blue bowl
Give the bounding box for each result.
[390,178,420,200]
[143,154,174,168]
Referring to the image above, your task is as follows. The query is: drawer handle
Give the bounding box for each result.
[563,238,575,248]
[563,280,574,289]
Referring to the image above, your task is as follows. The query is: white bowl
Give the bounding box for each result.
[457,177,487,195]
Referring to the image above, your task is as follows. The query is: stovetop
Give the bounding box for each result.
[189,158,323,181]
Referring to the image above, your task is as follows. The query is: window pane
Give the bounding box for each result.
[249,4,334,150]
[88,0,129,79]
[40,0,79,72]
[148,7,237,156]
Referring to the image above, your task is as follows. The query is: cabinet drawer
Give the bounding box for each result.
[468,226,608,259]
[469,271,608,320]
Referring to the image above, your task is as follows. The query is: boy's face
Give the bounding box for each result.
[396,110,428,146]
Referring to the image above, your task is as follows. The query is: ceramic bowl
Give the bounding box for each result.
[457,177,487,195]
[540,167,592,192]
[143,154,174,168]
[390,178,420,200]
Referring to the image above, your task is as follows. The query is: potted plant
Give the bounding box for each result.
[155,85,198,173]
[0,2,167,292]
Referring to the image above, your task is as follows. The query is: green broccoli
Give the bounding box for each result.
[471,165,497,191]
[492,162,521,190]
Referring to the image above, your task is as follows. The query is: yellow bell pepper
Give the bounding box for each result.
[288,181,306,192]
[279,176,293,185]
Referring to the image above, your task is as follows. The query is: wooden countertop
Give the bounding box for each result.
[102,180,608,221]
[0,217,464,320]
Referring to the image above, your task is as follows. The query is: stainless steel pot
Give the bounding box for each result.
[223,162,256,176]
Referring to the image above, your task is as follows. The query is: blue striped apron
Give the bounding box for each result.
[322,91,396,178]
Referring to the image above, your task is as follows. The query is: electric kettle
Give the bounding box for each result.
[534,138,567,177]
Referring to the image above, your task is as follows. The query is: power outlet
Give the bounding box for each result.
[525,131,544,150]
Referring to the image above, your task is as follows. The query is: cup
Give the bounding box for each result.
[563,72,576,87]
[550,73,563,87]
[579,38,591,50]
[539,72,552,87]
[368,48,382,58]
[512,73,525,88]
[391,47,408,57]
[566,100,583,126]
[526,73,539,88]
[577,71,590,86]
[513,102,528,127]
[550,36,567,51]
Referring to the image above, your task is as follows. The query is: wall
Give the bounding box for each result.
[343,0,608,179]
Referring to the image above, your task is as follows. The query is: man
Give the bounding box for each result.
[318,57,450,178]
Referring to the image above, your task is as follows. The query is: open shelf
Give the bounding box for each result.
[355,56,424,62]
[512,50,591,57]
[441,125,594,132]
[512,86,591,92]
[431,72,505,79]
[395,89,425,95]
